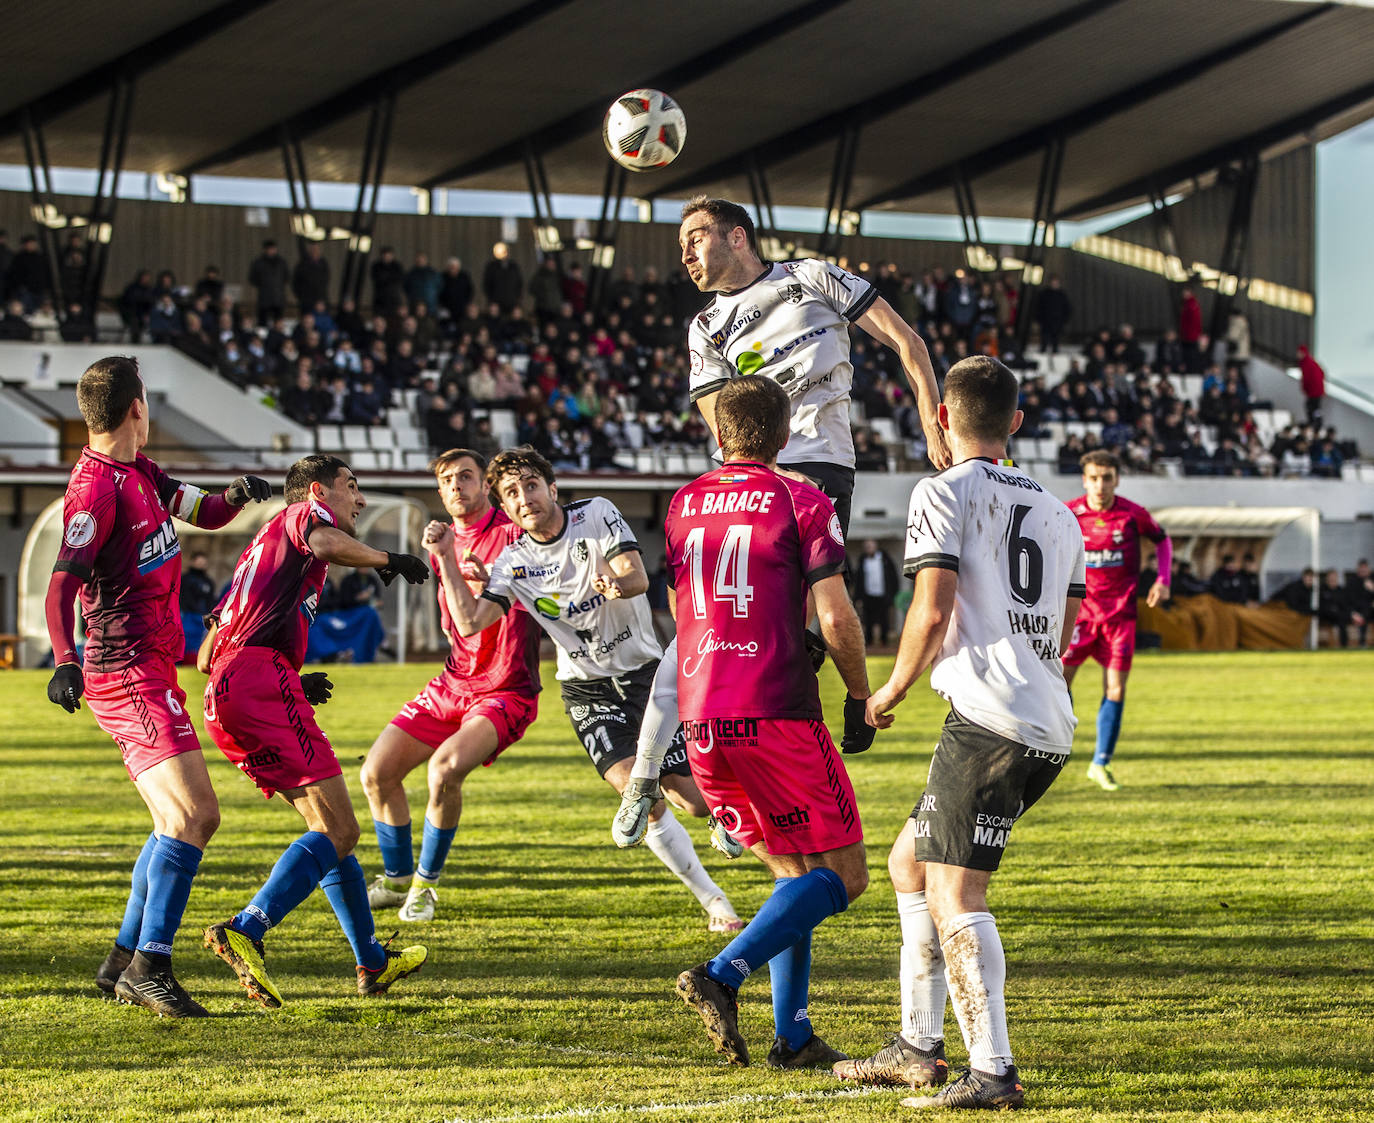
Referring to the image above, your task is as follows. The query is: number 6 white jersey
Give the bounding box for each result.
[905,458,1086,753]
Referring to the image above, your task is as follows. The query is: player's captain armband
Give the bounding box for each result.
[170,482,209,522]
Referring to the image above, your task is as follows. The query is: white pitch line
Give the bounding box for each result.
[444,1084,889,1123]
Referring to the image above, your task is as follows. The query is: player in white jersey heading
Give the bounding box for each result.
[842,356,1085,1111]
[436,447,742,932]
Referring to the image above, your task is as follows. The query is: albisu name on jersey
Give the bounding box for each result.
[1007,609,1059,661]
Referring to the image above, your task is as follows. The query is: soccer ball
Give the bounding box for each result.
[602,89,686,171]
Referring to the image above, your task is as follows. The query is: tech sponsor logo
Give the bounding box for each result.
[768,804,811,833]
[683,716,759,748]
[63,510,98,549]
[136,518,182,575]
[244,747,283,771]
[972,812,1016,849]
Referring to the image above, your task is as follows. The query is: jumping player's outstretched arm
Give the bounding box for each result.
[855,298,951,470]
[428,542,505,637]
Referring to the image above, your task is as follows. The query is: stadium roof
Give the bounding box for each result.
[2,0,1373,220]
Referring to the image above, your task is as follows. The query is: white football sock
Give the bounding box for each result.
[631,641,680,782]
[645,807,727,908]
[897,890,948,1050]
[940,911,1013,1076]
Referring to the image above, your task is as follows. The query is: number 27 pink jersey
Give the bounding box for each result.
[664,461,847,722]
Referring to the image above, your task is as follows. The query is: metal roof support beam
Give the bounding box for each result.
[646,0,1128,202]
[587,160,628,313]
[1054,68,1374,220]
[279,125,319,259]
[421,0,852,191]
[817,124,861,262]
[17,111,67,318]
[951,167,992,273]
[0,0,273,139]
[1014,138,1066,358]
[852,3,1334,213]
[179,0,576,178]
[338,94,396,309]
[523,142,563,267]
[1208,155,1261,345]
[745,156,786,260]
[1147,186,1189,319]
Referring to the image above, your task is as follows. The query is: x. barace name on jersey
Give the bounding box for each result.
[483,496,661,681]
[688,259,878,469]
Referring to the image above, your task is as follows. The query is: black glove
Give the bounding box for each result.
[226,475,272,506]
[47,662,84,713]
[804,629,828,673]
[377,551,430,586]
[840,694,876,754]
[300,672,333,706]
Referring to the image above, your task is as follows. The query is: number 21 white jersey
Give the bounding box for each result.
[905,458,1086,752]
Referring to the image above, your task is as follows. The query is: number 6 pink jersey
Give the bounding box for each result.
[664,460,846,723]
[209,499,334,671]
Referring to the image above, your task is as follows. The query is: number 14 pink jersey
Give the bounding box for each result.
[664,461,846,722]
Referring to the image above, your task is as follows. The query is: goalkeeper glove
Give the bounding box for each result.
[377,552,430,586]
[300,672,333,706]
[840,694,876,754]
[226,475,272,506]
[47,662,84,713]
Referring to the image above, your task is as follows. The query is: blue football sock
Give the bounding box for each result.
[138,835,203,956]
[372,819,414,882]
[1095,698,1125,766]
[320,855,386,971]
[116,832,158,950]
[708,868,848,990]
[416,817,457,882]
[233,831,339,942]
[765,878,815,1049]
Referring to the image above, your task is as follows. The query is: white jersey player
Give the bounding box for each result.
[838,356,1084,1110]
[438,447,742,933]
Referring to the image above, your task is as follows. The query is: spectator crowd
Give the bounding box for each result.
[0,224,1359,478]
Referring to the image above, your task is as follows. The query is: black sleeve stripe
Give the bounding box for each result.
[155,476,181,506]
[805,560,845,585]
[605,542,641,560]
[904,553,959,575]
[480,590,510,613]
[844,285,880,323]
[1067,583,1087,599]
[53,560,92,582]
[689,378,730,403]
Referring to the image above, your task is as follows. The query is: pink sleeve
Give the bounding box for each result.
[44,569,85,666]
[1155,536,1173,585]
[53,476,116,582]
[284,501,335,555]
[795,488,847,585]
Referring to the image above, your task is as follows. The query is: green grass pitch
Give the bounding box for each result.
[1,652,1371,1121]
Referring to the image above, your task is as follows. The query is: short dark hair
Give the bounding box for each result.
[285,453,350,504]
[681,196,760,259]
[1080,449,1121,474]
[943,356,1019,442]
[76,355,144,434]
[430,447,488,476]
[716,376,790,462]
[485,446,555,497]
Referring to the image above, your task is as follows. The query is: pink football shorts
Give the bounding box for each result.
[1062,614,1137,672]
[84,659,203,781]
[683,716,863,855]
[389,677,538,763]
[203,646,340,799]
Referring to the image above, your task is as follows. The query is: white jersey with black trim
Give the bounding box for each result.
[904,457,1087,753]
[484,496,662,682]
[687,259,878,469]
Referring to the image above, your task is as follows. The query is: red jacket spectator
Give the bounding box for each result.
[1298,345,1325,398]
[1178,288,1202,343]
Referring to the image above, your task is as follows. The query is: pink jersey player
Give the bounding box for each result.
[204,499,340,798]
[664,459,859,855]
